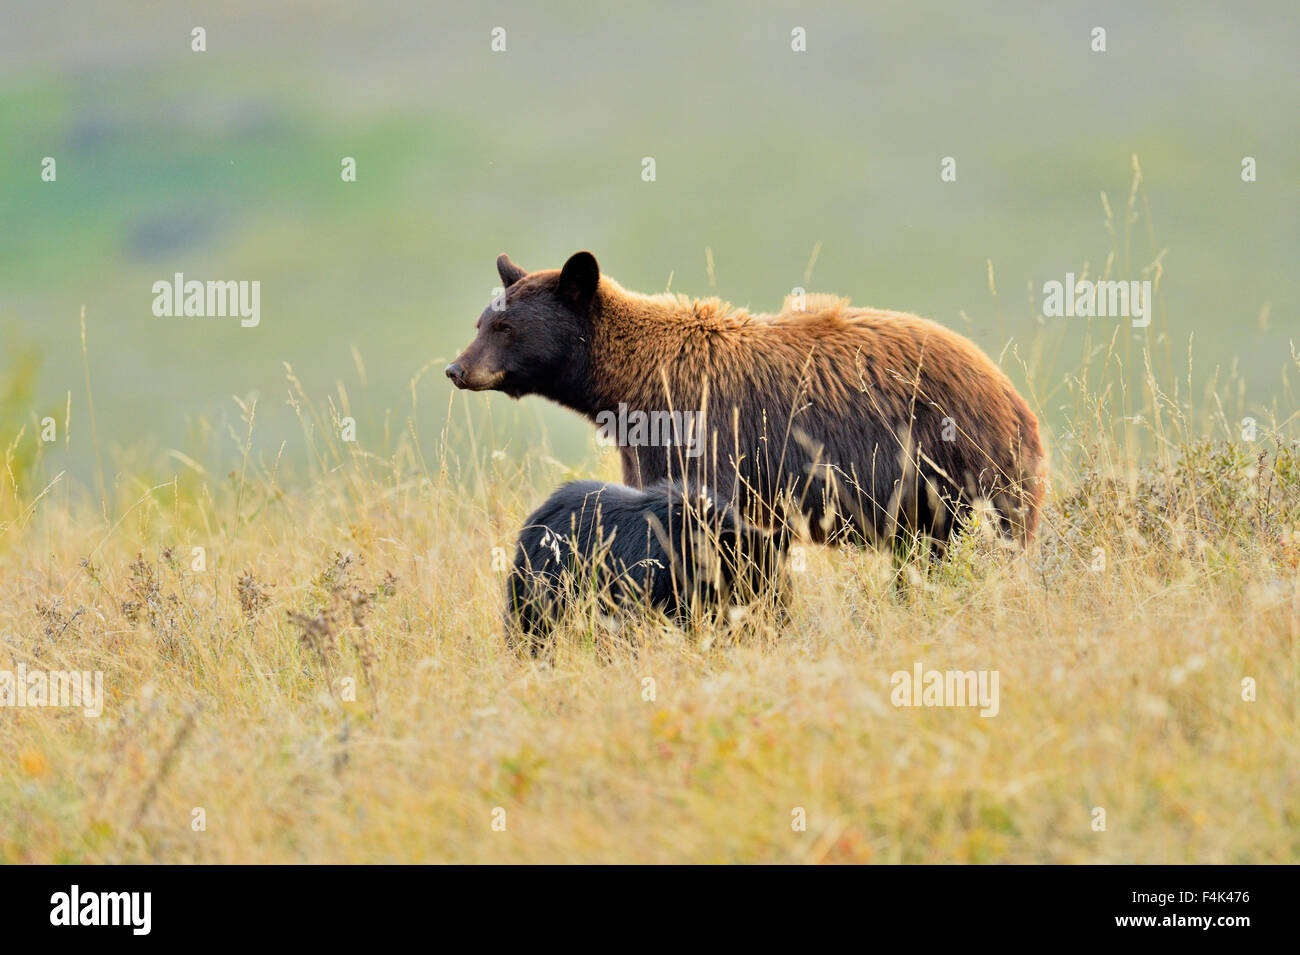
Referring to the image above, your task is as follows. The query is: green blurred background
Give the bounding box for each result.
[2,0,1296,486]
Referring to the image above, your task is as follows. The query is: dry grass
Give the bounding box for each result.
[3,166,1298,861]
[1,367,1296,863]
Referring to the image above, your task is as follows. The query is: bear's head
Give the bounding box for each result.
[446,251,599,403]
[713,510,792,608]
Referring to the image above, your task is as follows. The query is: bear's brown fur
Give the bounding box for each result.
[448,251,1047,551]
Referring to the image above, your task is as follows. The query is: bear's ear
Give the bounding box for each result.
[557,251,599,310]
[497,254,527,288]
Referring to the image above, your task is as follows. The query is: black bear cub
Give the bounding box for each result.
[506,480,789,653]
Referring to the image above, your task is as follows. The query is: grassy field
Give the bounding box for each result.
[2,1,1296,865]
[1,332,1297,864]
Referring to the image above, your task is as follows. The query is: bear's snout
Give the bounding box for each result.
[446,358,506,392]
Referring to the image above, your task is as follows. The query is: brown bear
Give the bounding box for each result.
[448,251,1047,553]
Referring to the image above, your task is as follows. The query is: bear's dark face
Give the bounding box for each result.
[446,251,600,403]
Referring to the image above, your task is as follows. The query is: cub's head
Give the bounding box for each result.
[446,251,600,400]
[669,484,792,609]
[714,511,792,607]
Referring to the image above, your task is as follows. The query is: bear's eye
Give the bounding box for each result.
[495,321,513,336]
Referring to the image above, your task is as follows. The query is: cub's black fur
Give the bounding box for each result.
[506,480,789,652]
